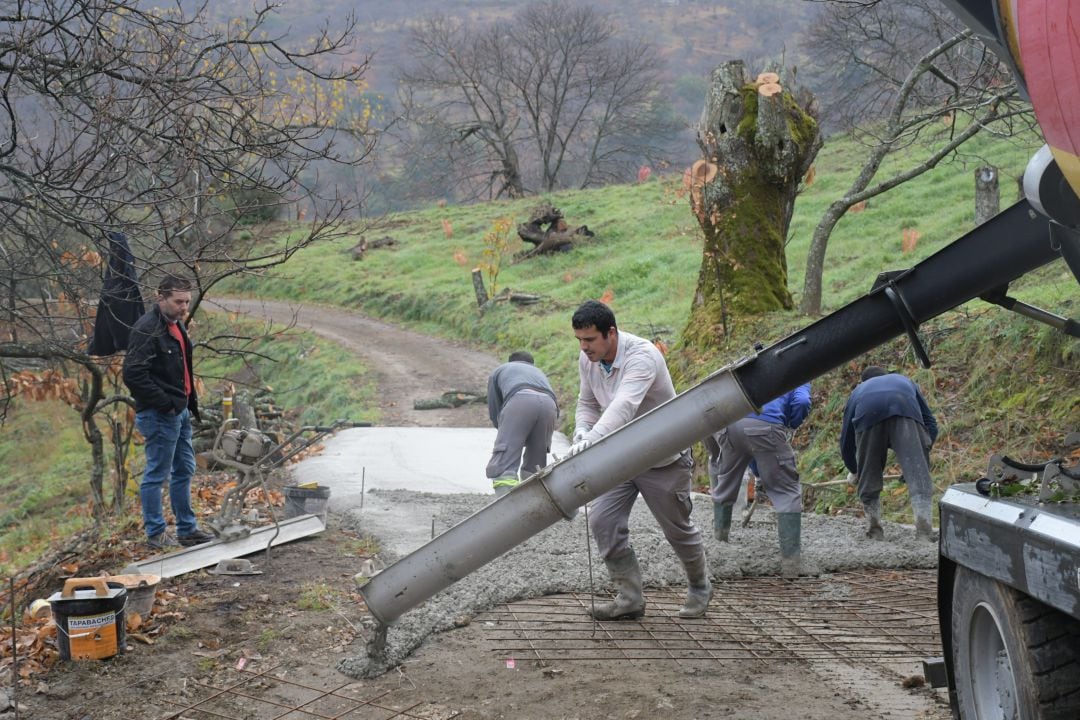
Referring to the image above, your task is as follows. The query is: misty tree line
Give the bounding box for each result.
[391,1,684,201]
[0,0,1031,519]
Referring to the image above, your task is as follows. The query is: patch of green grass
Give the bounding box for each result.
[296,582,338,611]
[167,625,196,641]
[0,400,99,574]
[255,628,280,650]
[340,534,380,557]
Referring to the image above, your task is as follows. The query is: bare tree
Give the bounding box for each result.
[399,15,526,200]
[798,0,1032,315]
[399,0,679,199]
[0,0,377,517]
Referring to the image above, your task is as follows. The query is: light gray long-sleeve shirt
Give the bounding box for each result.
[575,330,681,466]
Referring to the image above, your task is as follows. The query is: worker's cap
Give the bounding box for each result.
[861,365,888,381]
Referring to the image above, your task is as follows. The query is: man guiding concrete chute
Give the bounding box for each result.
[569,300,712,619]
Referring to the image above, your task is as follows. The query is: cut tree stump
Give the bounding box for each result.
[471,268,489,307]
[515,203,593,260]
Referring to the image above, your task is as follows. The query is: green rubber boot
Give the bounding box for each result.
[777,512,802,578]
[713,503,733,542]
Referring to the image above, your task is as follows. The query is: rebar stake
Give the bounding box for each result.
[9,576,18,720]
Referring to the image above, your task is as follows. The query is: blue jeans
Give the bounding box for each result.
[135,408,197,538]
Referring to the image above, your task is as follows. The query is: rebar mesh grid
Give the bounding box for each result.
[478,569,940,666]
[161,664,459,720]
[158,570,938,717]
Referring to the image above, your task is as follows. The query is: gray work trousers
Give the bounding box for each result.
[854,416,933,510]
[710,418,803,513]
[588,451,703,564]
[486,390,557,481]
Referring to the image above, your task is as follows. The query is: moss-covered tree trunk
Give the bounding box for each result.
[682,61,821,351]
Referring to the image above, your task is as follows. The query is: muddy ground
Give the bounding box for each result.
[25,506,951,720]
[10,302,953,719]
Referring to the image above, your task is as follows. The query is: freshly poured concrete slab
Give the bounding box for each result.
[291,427,570,557]
[292,426,571,502]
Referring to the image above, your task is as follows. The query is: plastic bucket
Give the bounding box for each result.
[283,484,331,524]
[109,574,160,618]
[47,577,127,661]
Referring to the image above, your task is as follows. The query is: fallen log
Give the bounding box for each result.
[350,236,398,261]
[414,390,486,410]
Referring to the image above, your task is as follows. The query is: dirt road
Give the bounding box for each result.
[214,296,499,427]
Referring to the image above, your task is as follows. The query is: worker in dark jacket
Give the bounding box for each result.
[706,383,812,577]
[485,351,558,496]
[840,366,938,541]
[123,276,214,550]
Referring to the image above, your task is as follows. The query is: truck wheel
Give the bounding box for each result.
[952,566,1080,720]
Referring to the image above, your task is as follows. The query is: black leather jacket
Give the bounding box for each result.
[122,305,199,419]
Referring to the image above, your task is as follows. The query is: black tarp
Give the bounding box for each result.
[88,231,145,356]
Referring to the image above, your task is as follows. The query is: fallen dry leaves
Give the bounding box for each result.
[1,471,274,686]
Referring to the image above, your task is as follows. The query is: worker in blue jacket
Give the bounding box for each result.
[840,366,938,541]
[706,383,811,577]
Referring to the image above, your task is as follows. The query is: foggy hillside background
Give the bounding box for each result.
[209,0,824,213]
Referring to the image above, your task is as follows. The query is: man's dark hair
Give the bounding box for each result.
[572,300,616,336]
[158,275,193,297]
[861,365,888,382]
[508,351,534,364]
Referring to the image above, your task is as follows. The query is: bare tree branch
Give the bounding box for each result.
[798,0,1031,315]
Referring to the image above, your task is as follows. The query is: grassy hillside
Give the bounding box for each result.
[2,121,1075,573]
[225,121,1077,522]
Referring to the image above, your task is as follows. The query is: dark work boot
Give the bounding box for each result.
[591,549,646,620]
[679,550,713,618]
[712,503,733,542]
[777,512,802,578]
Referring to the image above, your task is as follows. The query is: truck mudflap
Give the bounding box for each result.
[940,484,1080,620]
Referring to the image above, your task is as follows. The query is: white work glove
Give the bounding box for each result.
[571,426,590,444]
[567,439,591,457]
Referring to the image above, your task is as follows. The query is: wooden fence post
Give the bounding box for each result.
[975,165,1000,226]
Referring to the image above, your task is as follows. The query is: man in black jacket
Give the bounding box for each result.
[123,276,214,550]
